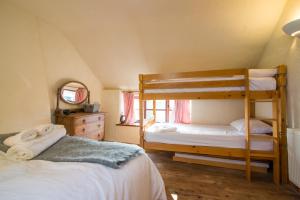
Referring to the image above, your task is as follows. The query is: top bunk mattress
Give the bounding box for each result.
[144,77,276,93]
[145,123,273,151]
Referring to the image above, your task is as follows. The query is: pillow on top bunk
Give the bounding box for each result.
[230,119,273,134]
[249,69,277,77]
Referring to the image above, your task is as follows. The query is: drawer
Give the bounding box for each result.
[86,130,102,140]
[73,128,87,137]
[97,130,105,140]
[73,115,103,126]
[74,123,102,134]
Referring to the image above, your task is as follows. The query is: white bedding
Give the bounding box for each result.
[144,77,276,93]
[145,123,273,151]
[0,152,166,200]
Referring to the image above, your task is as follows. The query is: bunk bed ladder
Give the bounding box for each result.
[248,93,280,185]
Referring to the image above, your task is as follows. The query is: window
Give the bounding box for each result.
[144,100,175,123]
[131,95,175,123]
[123,93,180,124]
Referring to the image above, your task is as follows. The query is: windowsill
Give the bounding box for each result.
[116,123,140,127]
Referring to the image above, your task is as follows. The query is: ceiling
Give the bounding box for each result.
[9,0,287,89]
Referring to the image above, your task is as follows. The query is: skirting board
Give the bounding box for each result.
[173,153,269,173]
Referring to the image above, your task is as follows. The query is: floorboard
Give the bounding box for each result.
[148,151,300,200]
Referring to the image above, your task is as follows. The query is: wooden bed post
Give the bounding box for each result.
[273,92,280,184]
[244,69,251,182]
[250,102,255,118]
[139,74,145,148]
[277,65,288,184]
[153,100,156,121]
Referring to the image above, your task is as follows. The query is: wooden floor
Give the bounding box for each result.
[148,151,300,200]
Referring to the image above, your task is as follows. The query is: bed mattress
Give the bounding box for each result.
[0,152,166,200]
[145,123,273,151]
[144,77,276,93]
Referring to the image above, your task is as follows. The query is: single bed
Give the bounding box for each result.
[0,152,166,200]
[145,123,273,151]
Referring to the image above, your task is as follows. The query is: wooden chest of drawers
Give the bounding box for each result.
[56,112,105,140]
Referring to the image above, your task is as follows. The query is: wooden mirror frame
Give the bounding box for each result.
[56,81,90,111]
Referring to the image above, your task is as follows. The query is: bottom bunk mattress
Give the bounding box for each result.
[145,123,273,151]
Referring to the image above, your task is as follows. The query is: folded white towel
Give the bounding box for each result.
[4,125,65,147]
[35,124,55,136]
[6,127,66,161]
[154,125,177,133]
[4,129,39,147]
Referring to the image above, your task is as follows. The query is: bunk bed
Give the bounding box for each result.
[138,65,287,184]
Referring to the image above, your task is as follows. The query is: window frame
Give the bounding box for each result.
[144,100,172,123]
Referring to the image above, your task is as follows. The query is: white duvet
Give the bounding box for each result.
[0,153,166,200]
[145,123,273,151]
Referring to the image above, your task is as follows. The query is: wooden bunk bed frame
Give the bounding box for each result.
[138,65,287,184]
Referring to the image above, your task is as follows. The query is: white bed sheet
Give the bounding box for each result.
[0,152,166,200]
[145,123,273,151]
[144,77,276,93]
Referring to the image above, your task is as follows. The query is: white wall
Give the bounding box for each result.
[102,90,139,144]
[256,0,300,128]
[191,100,244,125]
[0,1,103,133]
[9,0,287,89]
[0,1,51,133]
[38,20,103,121]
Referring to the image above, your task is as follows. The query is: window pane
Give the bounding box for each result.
[146,110,154,120]
[169,100,175,111]
[156,111,166,123]
[169,110,175,123]
[134,99,139,110]
[156,100,166,109]
[133,99,139,122]
[146,100,153,109]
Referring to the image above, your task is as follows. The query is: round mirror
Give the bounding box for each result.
[60,81,89,104]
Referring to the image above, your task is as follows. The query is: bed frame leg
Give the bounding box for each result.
[245,70,251,182]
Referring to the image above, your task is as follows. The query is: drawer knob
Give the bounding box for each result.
[82,119,86,123]
[98,124,101,127]
[82,128,85,132]
[98,117,101,120]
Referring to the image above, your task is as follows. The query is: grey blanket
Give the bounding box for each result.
[34,136,144,169]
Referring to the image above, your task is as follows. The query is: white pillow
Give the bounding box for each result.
[230,119,273,134]
[249,69,277,77]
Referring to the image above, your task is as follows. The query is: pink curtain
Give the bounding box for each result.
[123,92,135,124]
[75,88,85,102]
[175,100,191,124]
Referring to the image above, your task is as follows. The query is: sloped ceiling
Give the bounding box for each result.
[8,0,287,89]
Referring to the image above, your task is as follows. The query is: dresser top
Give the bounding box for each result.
[58,112,105,118]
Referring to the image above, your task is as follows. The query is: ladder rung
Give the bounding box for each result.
[250,134,275,141]
[250,99,273,102]
[254,117,277,121]
[250,151,275,160]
